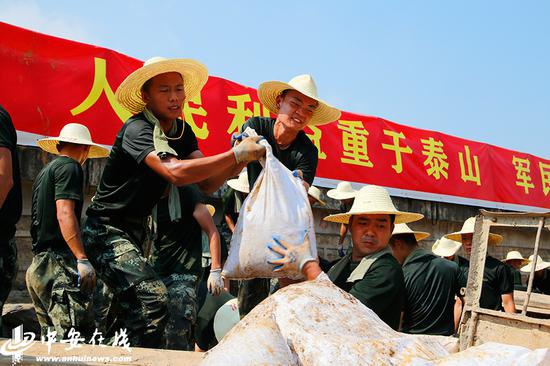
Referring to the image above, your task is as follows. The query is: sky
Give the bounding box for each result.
[1,0,549,158]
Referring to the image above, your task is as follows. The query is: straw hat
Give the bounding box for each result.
[323,185,424,225]
[37,123,109,158]
[115,56,208,115]
[503,250,529,265]
[206,204,216,217]
[520,255,550,273]
[327,181,358,200]
[227,171,250,194]
[444,217,503,246]
[213,298,240,342]
[392,223,430,241]
[308,186,326,206]
[257,74,341,126]
[432,237,462,258]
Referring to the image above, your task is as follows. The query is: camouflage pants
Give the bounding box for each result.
[82,217,168,349]
[161,273,199,351]
[26,250,94,339]
[0,237,18,330]
[237,278,270,316]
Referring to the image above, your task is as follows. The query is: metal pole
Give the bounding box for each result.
[522,217,545,315]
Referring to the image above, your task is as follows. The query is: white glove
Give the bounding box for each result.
[232,136,266,164]
[267,232,316,273]
[77,258,96,294]
[207,268,224,296]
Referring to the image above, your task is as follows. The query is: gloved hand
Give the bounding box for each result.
[232,136,266,164]
[207,268,224,296]
[292,170,304,180]
[77,258,96,294]
[231,132,249,147]
[267,232,316,273]
[338,244,346,257]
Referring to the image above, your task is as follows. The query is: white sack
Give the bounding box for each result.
[222,129,317,280]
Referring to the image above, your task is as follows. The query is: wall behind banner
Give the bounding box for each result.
[1,21,550,211]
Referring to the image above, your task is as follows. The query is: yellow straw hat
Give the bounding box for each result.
[37,123,109,158]
[520,255,550,273]
[308,186,326,206]
[444,217,503,246]
[323,185,424,225]
[503,250,529,266]
[258,74,341,126]
[392,223,430,241]
[227,171,250,194]
[116,56,208,115]
[327,181,358,200]
[206,204,216,217]
[432,237,462,257]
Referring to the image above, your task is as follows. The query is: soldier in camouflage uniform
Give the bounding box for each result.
[27,123,109,339]
[149,185,223,350]
[82,57,265,348]
[0,106,21,331]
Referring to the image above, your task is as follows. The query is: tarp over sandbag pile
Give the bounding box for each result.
[200,273,550,366]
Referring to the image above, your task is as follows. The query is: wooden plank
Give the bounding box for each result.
[515,290,550,311]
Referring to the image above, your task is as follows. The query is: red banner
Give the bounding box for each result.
[1,21,549,212]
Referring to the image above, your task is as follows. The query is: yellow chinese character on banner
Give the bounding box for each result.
[183,94,208,140]
[337,120,373,167]
[381,130,412,174]
[458,145,481,186]
[512,156,535,194]
[226,94,270,134]
[539,162,550,196]
[71,57,131,122]
[305,125,327,160]
[421,137,448,180]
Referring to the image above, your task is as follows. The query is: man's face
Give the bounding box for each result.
[350,214,394,259]
[275,90,318,132]
[507,259,524,270]
[141,72,185,122]
[461,233,473,254]
[389,238,407,265]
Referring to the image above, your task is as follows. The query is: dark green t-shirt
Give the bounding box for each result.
[505,263,525,291]
[458,255,514,311]
[533,269,550,295]
[31,156,83,253]
[241,117,318,187]
[328,252,405,330]
[0,105,22,241]
[87,114,198,219]
[149,185,203,277]
[401,248,460,336]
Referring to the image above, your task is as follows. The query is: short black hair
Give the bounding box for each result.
[142,79,153,93]
[391,233,417,247]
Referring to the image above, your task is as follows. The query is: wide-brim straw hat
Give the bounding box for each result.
[392,223,430,241]
[327,181,358,200]
[227,171,250,194]
[432,237,462,257]
[520,255,550,273]
[444,217,503,246]
[214,298,240,342]
[323,185,424,225]
[258,74,341,126]
[503,250,529,265]
[206,204,216,217]
[308,186,326,206]
[116,56,208,115]
[37,123,110,159]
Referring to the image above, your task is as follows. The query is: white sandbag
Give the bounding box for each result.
[201,273,451,366]
[201,273,549,366]
[222,128,317,280]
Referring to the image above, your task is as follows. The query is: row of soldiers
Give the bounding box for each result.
[0,55,343,350]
